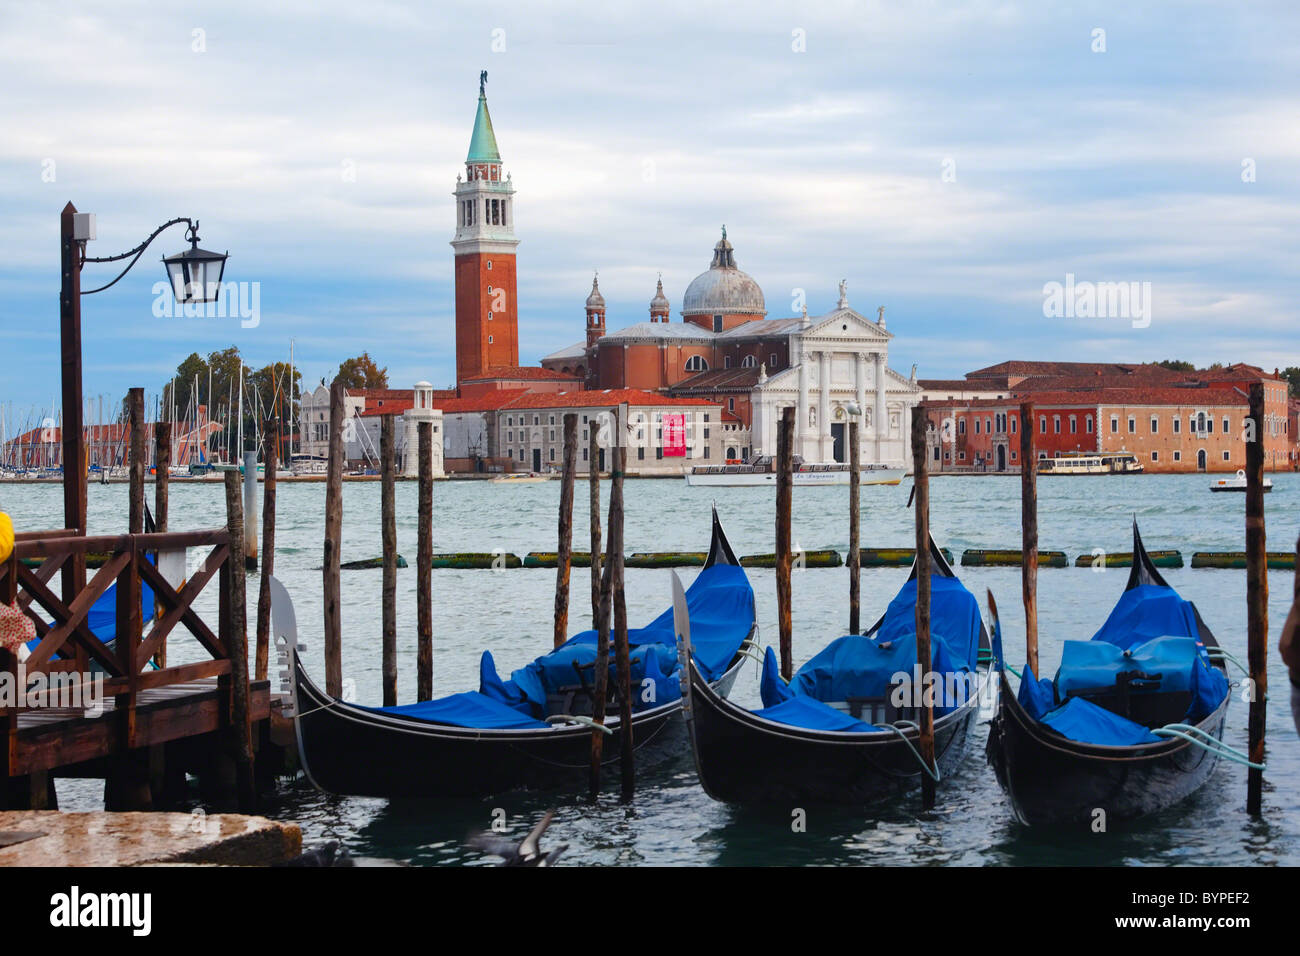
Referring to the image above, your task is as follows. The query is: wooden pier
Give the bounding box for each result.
[1,526,276,811]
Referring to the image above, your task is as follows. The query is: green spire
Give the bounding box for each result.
[467,86,501,164]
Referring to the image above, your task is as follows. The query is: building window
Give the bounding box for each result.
[770,353,779,368]
[1151,451,1159,462]
[1010,416,1017,433]
[582,447,588,461]
[728,398,735,412]
[986,417,992,433]
[684,355,709,372]
[487,312,493,320]
[549,448,556,462]
[533,416,539,426]
[703,447,710,459]
[742,355,756,368]
[958,452,965,461]
[549,415,556,425]
[507,431,513,443]
[725,355,733,368]
[1222,417,1230,433]
[1150,417,1158,433]
[958,418,966,435]
[1173,417,1181,434]
[488,335,494,344]
[486,260,492,270]
[638,446,645,460]
[549,429,555,441]
[975,418,981,435]
[1053,416,1061,434]
[1039,416,1047,434]
[1173,450,1182,462]
[713,315,723,332]
[656,447,663,460]
[1223,450,1231,461]
[1128,417,1136,433]
[1086,415,1093,433]
[1069,416,1077,434]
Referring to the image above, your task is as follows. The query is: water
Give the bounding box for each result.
[4,473,1298,865]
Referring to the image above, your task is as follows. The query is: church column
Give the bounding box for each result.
[819,350,832,462]
[796,343,809,460]
[874,351,887,459]
[855,353,867,465]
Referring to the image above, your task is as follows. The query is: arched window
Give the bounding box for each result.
[741,355,757,368]
[684,355,709,372]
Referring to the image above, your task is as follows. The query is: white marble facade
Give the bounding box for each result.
[749,306,920,467]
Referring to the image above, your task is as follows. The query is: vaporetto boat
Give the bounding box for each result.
[685,455,905,487]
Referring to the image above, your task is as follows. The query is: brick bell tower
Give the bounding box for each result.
[452,71,520,385]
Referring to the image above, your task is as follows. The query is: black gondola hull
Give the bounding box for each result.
[681,657,987,805]
[986,669,1228,826]
[289,646,750,800]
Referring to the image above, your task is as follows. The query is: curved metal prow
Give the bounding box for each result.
[1125,519,1171,591]
[703,505,740,568]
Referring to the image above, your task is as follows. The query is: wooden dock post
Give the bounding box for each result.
[589,424,602,630]
[254,417,278,682]
[589,468,614,799]
[127,388,145,535]
[911,407,936,810]
[152,421,170,669]
[554,413,578,648]
[223,471,257,810]
[380,414,398,707]
[242,450,259,570]
[322,380,344,698]
[776,406,794,681]
[849,419,861,634]
[1246,382,1268,815]
[417,420,433,702]
[609,444,634,799]
[154,422,170,531]
[1019,401,1039,679]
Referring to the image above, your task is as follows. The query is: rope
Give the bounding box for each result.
[1151,723,1265,770]
[884,719,941,782]
[1205,647,1250,676]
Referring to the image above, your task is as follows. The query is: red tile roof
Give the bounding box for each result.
[1017,385,1248,408]
[435,387,716,414]
[462,366,582,383]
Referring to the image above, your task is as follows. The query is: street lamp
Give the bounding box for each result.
[58,202,229,598]
[161,223,229,303]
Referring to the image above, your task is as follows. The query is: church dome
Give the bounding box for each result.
[585,274,605,309]
[681,229,765,317]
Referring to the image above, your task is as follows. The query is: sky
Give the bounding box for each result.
[1,0,1298,421]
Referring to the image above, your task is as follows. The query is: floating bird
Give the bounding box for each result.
[468,810,567,866]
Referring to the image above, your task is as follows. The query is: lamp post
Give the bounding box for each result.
[59,201,228,600]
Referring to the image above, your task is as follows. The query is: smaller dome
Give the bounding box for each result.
[414,381,433,390]
[586,274,605,309]
[649,276,670,312]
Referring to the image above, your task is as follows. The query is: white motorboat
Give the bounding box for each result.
[1210,469,1272,493]
[684,455,905,487]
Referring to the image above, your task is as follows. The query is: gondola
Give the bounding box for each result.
[986,523,1232,826]
[271,509,757,799]
[676,537,992,805]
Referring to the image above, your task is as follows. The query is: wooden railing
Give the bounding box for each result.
[0,527,240,760]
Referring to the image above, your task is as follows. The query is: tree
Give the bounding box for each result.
[247,362,302,427]
[1155,360,1195,372]
[335,352,388,389]
[1282,367,1300,398]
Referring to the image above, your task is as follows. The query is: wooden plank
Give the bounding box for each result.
[20,555,127,673]
[136,550,227,664]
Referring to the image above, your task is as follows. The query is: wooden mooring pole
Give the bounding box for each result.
[848,419,861,634]
[152,421,170,669]
[128,388,145,535]
[223,471,256,810]
[610,444,634,800]
[776,406,794,681]
[417,420,433,702]
[1246,382,1268,815]
[554,413,577,648]
[1019,401,1039,679]
[323,380,344,698]
[589,423,602,630]
[589,434,613,801]
[242,449,259,570]
[254,417,278,682]
[380,414,398,707]
[911,408,936,810]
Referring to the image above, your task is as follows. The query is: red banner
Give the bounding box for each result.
[663,413,686,457]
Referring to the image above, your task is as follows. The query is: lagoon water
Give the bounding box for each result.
[5,473,1298,866]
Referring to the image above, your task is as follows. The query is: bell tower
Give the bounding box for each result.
[452,71,520,385]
